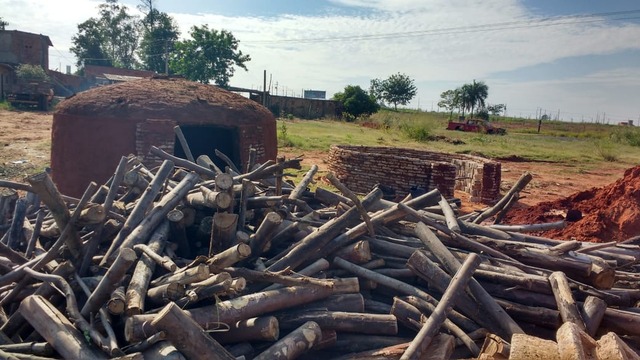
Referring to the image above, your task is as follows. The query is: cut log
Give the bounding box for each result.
[596,332,640,360]
[509,333,559,360]
[19,295,107,359]
[150,302,235,360]
[253,321,322,360]
[581,295,607,337]
[555,321,597,360]
[210,212,239,255]
[548,271,587,331]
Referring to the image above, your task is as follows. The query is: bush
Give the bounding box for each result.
[16,64,49,82]
[333,85,379,119]
[593,139,619,162]
[399,122,433,142]
[611,127,640,147]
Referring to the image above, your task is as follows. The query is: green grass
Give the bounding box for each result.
[0,101,12,111]
[276,110,640,167]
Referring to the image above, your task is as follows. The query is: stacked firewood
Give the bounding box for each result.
[1,145,640,360]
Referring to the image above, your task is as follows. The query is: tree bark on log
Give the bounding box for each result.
[581,295,607,337]
[548,271,587,331]
[100,160,175,266]
[277,310,398,335]
[81,247,138,318]
[400,253,481,360]
[253,321,322,360]
[211,316,279,344]
[26,172,83,260]
[414,222,524,340]
[150,302,235,360]
[19,295,107,359]
[126,281,358,342]
[126,221,169,316]
[210,212,239,256]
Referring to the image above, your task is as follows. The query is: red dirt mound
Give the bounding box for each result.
[504,165,640,242]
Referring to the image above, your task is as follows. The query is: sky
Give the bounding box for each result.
[3,0,640,123]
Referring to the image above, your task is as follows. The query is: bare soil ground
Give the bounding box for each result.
[0,109,626,214]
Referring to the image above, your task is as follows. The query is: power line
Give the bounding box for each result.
[243,9,640,44]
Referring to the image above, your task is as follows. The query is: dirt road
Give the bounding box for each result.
[0,109,628,212]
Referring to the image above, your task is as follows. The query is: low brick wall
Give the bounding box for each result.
[327,145,501,203]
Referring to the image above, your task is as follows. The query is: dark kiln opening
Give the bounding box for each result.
[174,125,241,171]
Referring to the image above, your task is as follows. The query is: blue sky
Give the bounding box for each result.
[3,0,640,122]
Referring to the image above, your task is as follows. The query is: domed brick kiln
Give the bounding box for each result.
[51,77,276,196]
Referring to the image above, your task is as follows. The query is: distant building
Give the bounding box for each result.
[303,90,326,100]
[0,30,52,99]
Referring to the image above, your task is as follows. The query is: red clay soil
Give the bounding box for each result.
[504,165,640,242]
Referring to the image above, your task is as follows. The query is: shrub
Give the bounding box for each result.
[399,122,433,142]
[16,64,50,82]
[593,139,619,162]
[333,85,379,119]
[611,127,640,147]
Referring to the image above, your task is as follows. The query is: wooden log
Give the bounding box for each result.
[509,333,559,360]
[414,222,524,340]
[331,334,412,354]
[107,286,126,315]
[212,316,279,344]
[146,283,186,306]
[332,240,372,264]
[477,334,509,360]
[438,195,460,233]
[334,334,454,360]
[549,271,587,331]
[174,125,195,162]
[326,172,375,236]
[100,160,175,265]
[167,208,191,258]
[581,295,607,337]
[0,188,18,227]
[495,299,561,329]
[126,221,169,316]
[150,263,209,287]
[277,310,398,335]
[19,295,107,359]
[237,178,253,232]
[126,280,359,342]
[253,321,322,360]
[401,295,479,334]
[248,211,283,259]
[141,341,185,360]
[151,146,217,178]
[6,197,27,250]
[81,247,137,318]
[114,172,199,263]
[555,321,597,360]
[208,243,251,271]
[596,332,640,360]
[0,343,53,357]
[24,209,45,259]
[400,253,481,360]
[263,258,330,292]
[133,243,176,272]
[472,172,532,224]
[26,172,82,259]
[268,188,383,272]
[210,212,239,255]
[150,302,235,360]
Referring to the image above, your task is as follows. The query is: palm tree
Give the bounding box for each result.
[461,80,489,118]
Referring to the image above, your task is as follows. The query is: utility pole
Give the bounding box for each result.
[164,40,169,75]
[263,70,267,107]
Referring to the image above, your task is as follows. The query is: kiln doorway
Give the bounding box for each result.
[174,125,241,171]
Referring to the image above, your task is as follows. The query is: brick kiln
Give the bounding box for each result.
[51,77,276,196]
[327,145,501,203]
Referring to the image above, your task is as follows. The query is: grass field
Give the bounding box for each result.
[277,109,640,168]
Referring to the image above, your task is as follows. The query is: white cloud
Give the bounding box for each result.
[2,0,639,118]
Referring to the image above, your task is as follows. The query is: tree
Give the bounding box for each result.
[138,0,180,73]
[169,25,250,86]
[0,17,8,30]
[333,85,379,119]
[487,103,505,116]
[373,73,417,111]
[460,80,489,118]
[438,89,460,119]
[369,78,385,106]
[16,64,50,82]
[70,0,140,70]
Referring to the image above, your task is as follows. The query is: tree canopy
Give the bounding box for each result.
[460,80,488,118]
[0,17,8,30]
[169,25,250,86]
[333,85,379,119]
[372,73,417,110]
[438,89,460,119]
[138,0,180,74]
[70,0,140,69]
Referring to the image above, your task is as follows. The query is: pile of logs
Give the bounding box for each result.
[1,144,640,360]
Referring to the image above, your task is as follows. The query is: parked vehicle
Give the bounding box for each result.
[446,118,506,135]
[6,79,53,111]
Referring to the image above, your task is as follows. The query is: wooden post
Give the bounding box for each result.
[548,271,587,331]
[253,321,322,360]
[20,295,107,359]
[400,253,481,360]
[150,302,235,360]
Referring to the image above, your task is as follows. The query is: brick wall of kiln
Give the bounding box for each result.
[327,145,501,203]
